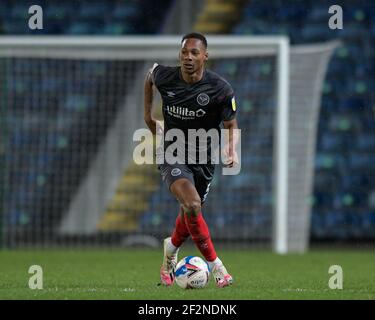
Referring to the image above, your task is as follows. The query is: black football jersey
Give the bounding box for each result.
[152,63,237,164]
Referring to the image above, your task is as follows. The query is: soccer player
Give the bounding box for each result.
[144,33,239,288]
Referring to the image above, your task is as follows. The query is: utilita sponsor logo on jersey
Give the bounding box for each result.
[166,105,206,120]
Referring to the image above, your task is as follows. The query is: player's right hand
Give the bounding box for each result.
[144,116,156,135]
[144,116,164,136]
[155,120,164,136]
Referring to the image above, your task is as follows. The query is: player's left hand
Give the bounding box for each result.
[223,145,239,168]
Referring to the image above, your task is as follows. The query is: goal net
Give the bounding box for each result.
[0,36,338,252]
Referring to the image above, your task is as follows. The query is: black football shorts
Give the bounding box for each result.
[158,163,215,204]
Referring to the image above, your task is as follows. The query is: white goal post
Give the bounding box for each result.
[0,36,338,252]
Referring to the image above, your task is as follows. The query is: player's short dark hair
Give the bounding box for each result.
[181,32,208,49]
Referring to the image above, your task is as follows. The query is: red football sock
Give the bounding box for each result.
[185,212,217,262]
[171,209,190,247]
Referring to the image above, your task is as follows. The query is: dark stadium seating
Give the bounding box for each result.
[1,0,173,237]
[1,0,374,241]
[5,59,140,235]
[0,0,173,34]
[231,0,375,240]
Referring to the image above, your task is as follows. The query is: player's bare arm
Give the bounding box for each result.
[144,67,157,135]
[223,118,239,168]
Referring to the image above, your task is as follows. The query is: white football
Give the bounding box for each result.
[174,256,210,289]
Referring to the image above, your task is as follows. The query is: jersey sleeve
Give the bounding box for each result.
[150,63,168,88]
[220,84,237,121]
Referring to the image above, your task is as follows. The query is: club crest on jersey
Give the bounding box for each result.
[171,168,182,176]
[197,93,210,106]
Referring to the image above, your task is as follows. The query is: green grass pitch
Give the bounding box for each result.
[0,248,374,299]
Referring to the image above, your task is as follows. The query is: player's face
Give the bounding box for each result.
[179,38,208,75]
